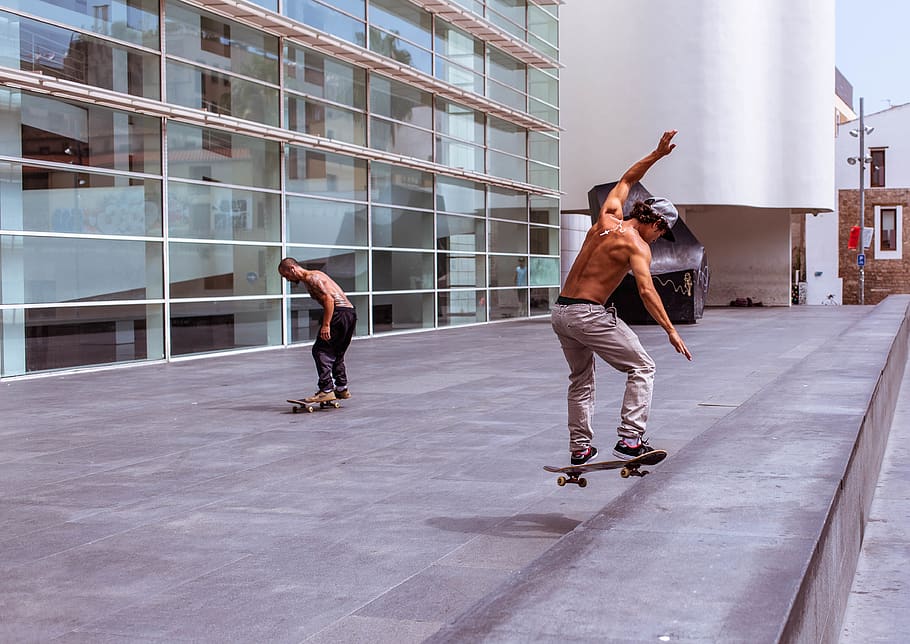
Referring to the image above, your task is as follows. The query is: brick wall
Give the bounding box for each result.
[838,188,910,304]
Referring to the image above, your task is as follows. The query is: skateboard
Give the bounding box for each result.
[287,398,342,413]
[543,449,668,487]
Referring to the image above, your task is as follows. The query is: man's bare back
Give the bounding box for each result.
[561,215,653,305]
[300,271,353,309]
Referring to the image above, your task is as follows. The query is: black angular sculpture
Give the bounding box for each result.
[587,181,709,324]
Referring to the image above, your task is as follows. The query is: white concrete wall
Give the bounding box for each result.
[558,0,835,306]
[685,206,793,306]
[806,211,843,305]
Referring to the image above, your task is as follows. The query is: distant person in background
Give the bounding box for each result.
[278,258,357,402]
[515,258,528,315]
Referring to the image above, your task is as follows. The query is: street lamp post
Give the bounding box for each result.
[847,97,874,305]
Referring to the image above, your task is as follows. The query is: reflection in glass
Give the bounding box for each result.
[529,131,558,166]
[437,253,485,288]
[0,11,160,99]
[170,299,281,356]
[286,96,366,146]
[167,182,280,241]
[530,257,560,286]
[0,0,159,47]
[0,89,162,174]
[489,150,526,182]
[436,137,484,173]
[529,162,558,190]
[490,288,527,319]
[490,220,527,254]
[166,1,279,84]
[0,164,162,236]
[167,123,280,190]
[168,243,281,298]
[489,254,529,287]
[372,292,434,333]
[285,0,365,45]
[436,213,485,252]
[284,44,366,108]
[370,0,431,49]
[2,304,164,376]
[286,197,368,247]
[371,163,433,210]
[436,178,485,216]
[489,187,527,222]
[530,197,559,226]
[166,61,279,127]
[370,118,432,161]
[372,207,434,249]
[286,246,368,292]
[289,293,367,342]
[438,290,487,327]
[0,235,163,304]
[436,99,485,144]
[286,146,368,200]
[530,287,558,316]
[530,225,558,255]
[372,250,434,291]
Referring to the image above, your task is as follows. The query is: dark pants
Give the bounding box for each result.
[313,307,357,392]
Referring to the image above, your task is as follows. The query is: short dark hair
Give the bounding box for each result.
[278,257,300,273]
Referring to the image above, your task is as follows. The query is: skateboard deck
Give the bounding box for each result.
[287,398,342,414]
[543,449,667,487]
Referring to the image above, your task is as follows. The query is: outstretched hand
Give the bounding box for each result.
[656,130,678,157]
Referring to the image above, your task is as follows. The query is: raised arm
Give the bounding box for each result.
[598,130,678,226]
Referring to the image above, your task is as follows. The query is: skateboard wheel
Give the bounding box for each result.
[578,477,587,488]
[332,402,341,408]
[556,476,567,487]
[292,406,299,414]
[306,405,315,413]
[620,468,631,479]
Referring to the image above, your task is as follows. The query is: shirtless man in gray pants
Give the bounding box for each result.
[551,131,692,465]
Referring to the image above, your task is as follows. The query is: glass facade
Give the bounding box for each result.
[0,0,559,378]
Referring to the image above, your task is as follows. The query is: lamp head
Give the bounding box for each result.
[847,157,857,165]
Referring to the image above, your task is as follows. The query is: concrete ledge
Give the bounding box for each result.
[430,296,910,643]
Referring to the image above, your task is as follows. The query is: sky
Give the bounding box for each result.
[836,0,910,115]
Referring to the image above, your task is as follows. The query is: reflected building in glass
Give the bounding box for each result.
[0,0,560,377]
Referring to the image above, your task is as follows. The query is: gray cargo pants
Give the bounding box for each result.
[551,302,655,452]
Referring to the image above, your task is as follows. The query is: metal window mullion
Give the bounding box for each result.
[161,115,172,362]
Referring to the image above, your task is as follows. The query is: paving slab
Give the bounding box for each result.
[0,305,884,642]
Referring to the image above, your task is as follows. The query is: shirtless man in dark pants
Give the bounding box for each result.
[279,257,357,402]
[551,131,692,465]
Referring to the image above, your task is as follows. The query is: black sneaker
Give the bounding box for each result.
[570,445,598,466]
[612,438,655,461]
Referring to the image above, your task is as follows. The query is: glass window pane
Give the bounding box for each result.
[165,61,279,127]
[529,132,558,166]
[286,146,368,200]
[490,288,526,319]
[436,177,485,216]
[170,299,281,356]
[0,12,161,99]
[168,123,280,190]
[529,97,559,126]
[371,163,433,210]
[168,243,281,297]
[530,256,559,286]
[289,293,367,342]
[436,99,484,144]
[286,0,366,46]
[372,250,433,291]
[0,0,159,48]
[2,304,164,376]
[530,225,558,255]
[1,163,162,236]
[488,0,526,37]
[530,197,559,226]
[437,213,485,251]
[529,161,558,190]
[284,44,366,109]
[1,235,163,304]
[0,90,162,175]
[435,22,483,73]
[489,117,526,156]
[529,5,558,50]
[436,137,484,173]
[372,207,434,249]
[372,292,434,333]
[438,289,486,327]
[167,182,279,241]
[488,47,526,93]
[286,96,366,147]
[286,197,368,247]
[489,150,526,182]
[881,208,897,251]
[434,58,484,95]
[368,28,431,73]
[370,118,432,161]
[530,286,558,316]
[437,253,485,288]
[369,0,431,49]
[529,68,558,106]
[370,76,432,129]
[165,2,279,84]
[489,253,530,287]
[490,220,527,253]
[286,246,368,292]
[489,187,527,221]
